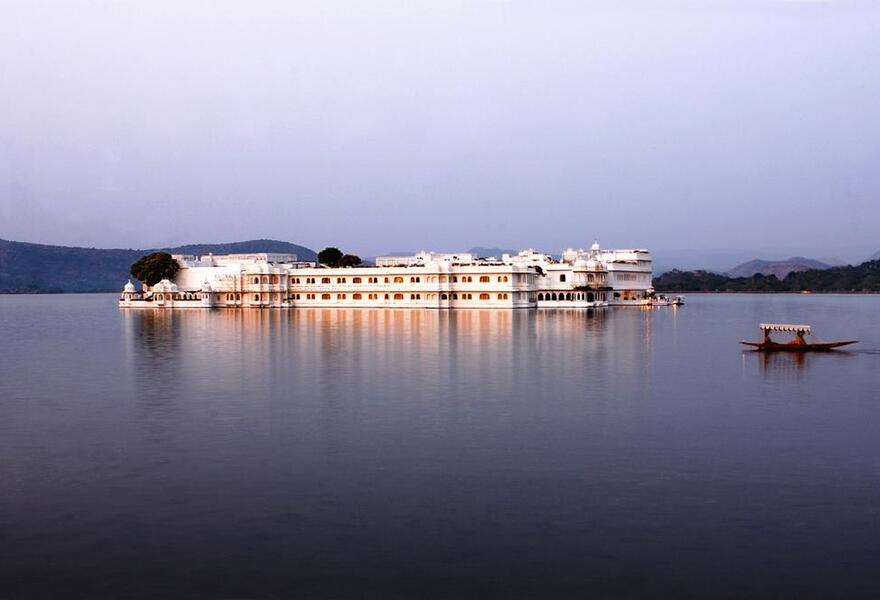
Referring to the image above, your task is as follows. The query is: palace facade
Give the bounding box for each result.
[119,243,654,310]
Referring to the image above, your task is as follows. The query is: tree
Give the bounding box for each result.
[318,247,344,267]
[130,252,180,286]
[339,254,362,267]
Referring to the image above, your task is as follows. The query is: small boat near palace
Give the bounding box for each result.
[644,294,684,307]
[741,323,857,352]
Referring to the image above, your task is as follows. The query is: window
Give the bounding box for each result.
[441,293,448,300]
[394,293,404,300]
[497,275,509,282]
[253,277,259,284]
[322,293,331,300]
[497,293,508,300]
[480,276,490,283]
[293,278,301,284]
[254,294,260,301]
[410,276,420,283]
[384,277,390,283]
[452,293,458,300]
[337,294,346,300]
[480,293,490,300]
[384,294,390,300]
[410,293,421,300]
[262,276,269,284]
[538,293,544,301]
[368,277,378,283]
[353,293,362,300]
[321,277,331,284]
[353,277,362,284]
[560,274,566,282]
[337,277,346,284]
[451,276,457,282]
[394,276,404,283]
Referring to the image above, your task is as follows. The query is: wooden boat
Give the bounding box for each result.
[740,323,857,352]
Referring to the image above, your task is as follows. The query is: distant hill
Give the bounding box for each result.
[654,260,880,292]
[870,250,880,262]
[468,246,517,258]
[726,257,831,279]
[0,239,316,293]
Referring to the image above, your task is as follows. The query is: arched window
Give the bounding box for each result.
[254,294,260,301]
[394,276,404,283]
[353,277,362,284]
[321,277,331,284]
[560,274,566,282]
[337,294,346,300]
[587,292,594,302]
[566,293,572,301]
[538,293,544,301]
[253,277,259,284]
[337,277,346,284]
[480,293,490,300]
[479,276,490,283]
[322,293,331,300]
[394,293,404,300]
[441,293,448,300]
[551,293,557,301]
[353,293,362,300]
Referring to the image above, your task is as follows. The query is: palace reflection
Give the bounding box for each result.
[121,308,658,424]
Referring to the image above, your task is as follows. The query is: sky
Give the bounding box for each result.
[1,0,878,266]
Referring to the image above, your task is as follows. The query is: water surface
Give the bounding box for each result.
[1,294,879,598]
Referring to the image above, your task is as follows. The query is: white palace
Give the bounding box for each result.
[119,243,654,310]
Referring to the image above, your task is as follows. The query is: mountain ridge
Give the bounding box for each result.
[726,256,831,279]
[0,238,317,293]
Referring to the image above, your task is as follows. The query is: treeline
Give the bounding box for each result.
[654,260,880,292]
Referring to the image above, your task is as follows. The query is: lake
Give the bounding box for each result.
[1,294,879,598]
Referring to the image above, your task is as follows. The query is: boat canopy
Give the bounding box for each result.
[759,323,811,333]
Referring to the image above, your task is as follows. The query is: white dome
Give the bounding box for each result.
[123,280,136,293]
[590,241,601,251]
[586,259,599,269]
[153,279,178,293]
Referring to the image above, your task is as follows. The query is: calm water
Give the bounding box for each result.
[1,294,879,599]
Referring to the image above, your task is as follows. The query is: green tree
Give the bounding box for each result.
[339,254,362,267]
[130,252,180,286]
[318,247,344,267]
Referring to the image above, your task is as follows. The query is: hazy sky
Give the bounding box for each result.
[1,0,878,262]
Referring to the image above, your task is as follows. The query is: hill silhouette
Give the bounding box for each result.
[0,239,316,293]
[726,257,831,279]
[655,260,880,292]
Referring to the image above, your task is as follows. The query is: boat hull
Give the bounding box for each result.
[740,340,857,352]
